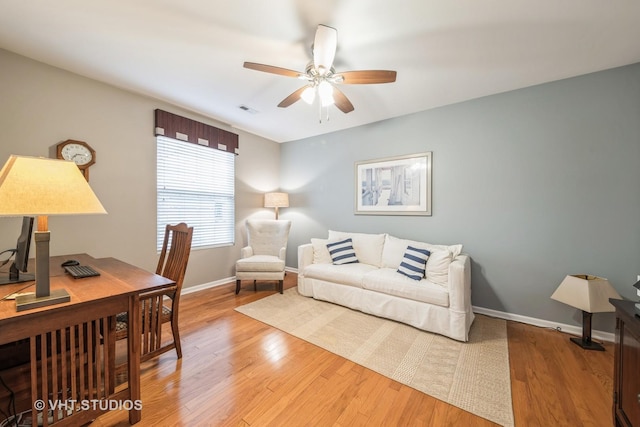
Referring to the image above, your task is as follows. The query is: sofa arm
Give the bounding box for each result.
[297,243,314,295]
[298,243,313,275]
[447,254,472,314]
[298,244,313,275]
[240,246,253,259]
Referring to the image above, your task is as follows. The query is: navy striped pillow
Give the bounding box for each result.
[397,246,431,280]
[326,238,359,265]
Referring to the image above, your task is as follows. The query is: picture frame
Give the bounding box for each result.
[355,152,432,216]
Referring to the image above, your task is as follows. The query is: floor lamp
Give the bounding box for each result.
[264,192,289,220]
[0,155,107,311]
[551,274,621,351]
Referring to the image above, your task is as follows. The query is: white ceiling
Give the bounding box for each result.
[1,1,639,143]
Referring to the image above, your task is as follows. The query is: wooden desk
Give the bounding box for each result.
[0,254,174,426]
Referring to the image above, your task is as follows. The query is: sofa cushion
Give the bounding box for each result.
[304,263,377,288]
[382,235,463,287]
[397,246,430,280]
[311,238,332,264]
[328,230,385,267]
[327,238,359,265]
[363,268,449,307]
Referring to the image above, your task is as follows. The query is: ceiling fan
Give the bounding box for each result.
[243,25,397,115]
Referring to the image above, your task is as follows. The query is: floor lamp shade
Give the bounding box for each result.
[551,274,621,351]
[264,192,289,219]
[0,155,107,311]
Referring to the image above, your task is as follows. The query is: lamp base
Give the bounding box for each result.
[569,336,605,351]
[15,288,70,312]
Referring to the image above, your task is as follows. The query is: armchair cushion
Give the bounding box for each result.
[236,255,285,272]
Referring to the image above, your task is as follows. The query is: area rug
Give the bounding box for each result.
[235,287,514,427]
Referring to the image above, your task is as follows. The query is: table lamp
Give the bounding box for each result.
[0,155,107,311]
[551,274,621,351]
[264,192,289,220]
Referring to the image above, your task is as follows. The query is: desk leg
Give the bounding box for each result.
[128,295,142,424]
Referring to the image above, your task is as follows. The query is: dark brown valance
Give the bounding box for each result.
[154,109,239,155]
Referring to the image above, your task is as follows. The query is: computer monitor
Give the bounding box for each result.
[0,216,35,285]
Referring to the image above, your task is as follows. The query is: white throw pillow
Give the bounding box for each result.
[310,238,332,264]
[425,249,453,286]
[328,230,386,267]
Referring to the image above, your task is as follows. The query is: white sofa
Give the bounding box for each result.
[297,230,474,342]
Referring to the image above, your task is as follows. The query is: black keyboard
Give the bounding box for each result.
[64,265,100,279]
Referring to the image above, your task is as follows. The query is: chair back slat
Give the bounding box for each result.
[156,222,193,292]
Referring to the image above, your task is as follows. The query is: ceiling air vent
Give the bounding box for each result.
[238,105,259,114]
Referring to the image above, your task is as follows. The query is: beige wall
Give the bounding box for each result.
[0,49,281,290]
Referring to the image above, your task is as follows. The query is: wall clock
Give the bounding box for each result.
[56,139,95,181]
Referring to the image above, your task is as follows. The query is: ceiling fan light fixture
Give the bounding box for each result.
[301,86,316,104]
[318,81,334,106]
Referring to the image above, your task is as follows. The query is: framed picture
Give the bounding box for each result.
[355,152,432,216]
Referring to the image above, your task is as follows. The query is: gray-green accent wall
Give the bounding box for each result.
[280,63,640,332]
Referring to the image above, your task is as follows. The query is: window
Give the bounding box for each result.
[157,136,235,250]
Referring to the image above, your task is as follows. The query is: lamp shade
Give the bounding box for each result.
[551,274,621,313]
[264,192,289,208]
[0,155,107,216]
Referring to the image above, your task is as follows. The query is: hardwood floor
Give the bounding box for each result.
[94,273,614,426]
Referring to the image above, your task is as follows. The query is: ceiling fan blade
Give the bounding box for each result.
[243,62,303,78]
[332,87,354,113]
[337,70,397,84]
[277,85,309,108]
[313,25,337,75]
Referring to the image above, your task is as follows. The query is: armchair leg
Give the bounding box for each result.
[235,280,241,295]
[279,280,283,294]
[254,280,257,292]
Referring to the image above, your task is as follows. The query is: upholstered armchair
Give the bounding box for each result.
[235,219,292,294]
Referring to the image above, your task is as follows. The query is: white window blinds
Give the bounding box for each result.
[157,136,235,250]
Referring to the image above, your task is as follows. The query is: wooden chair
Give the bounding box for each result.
[115,222,193,362]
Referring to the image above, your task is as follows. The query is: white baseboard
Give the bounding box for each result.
[181,268,299,295]
[182,268,614,343]
[473,306,615,343]
[181,276,235,295]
